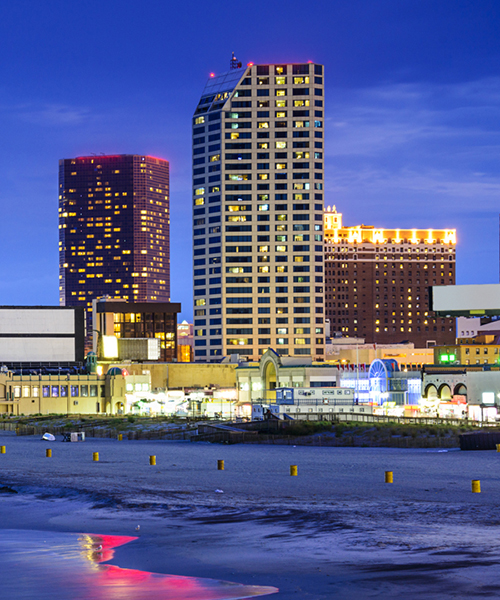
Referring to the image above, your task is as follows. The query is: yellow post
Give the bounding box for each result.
[385,471,393,483]
[496,444,500,453]
[93,452,99,462]
[0,446,5,454]
[118,434,123,441]
[472,480,481,493]
[46,448,52,458]
[149,455,156,466]
[217,459,224,471]
[290,465,298,476]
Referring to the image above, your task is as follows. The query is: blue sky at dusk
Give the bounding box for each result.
[1,0,499,321]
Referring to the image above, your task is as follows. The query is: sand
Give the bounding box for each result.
[2,430,500,599]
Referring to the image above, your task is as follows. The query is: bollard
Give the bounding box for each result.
[149,455,156,466]
[472,480,481,493]
[385,471,393,483]
[497,444,500,453]
[0,446,5,454]
[93,452,99,462]
[217,459,224,471]
[290,465,298,476]
[46,448,52,458]
[118,434,123,442]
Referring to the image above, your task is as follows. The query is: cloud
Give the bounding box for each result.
[324,77,500,211]
[0,102,92,126]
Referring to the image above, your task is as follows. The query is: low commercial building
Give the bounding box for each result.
[93,298,180,362]
[326,338,434,370]
[236,349,340,402]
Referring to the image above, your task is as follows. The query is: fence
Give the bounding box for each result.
[2,423,197,441]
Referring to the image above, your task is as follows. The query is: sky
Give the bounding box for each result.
[1,0,500,321]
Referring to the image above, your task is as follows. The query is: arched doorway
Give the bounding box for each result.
[438,384,452,401]
[425,384,438,400]
[264,360,277,400]
[454,383,467,398]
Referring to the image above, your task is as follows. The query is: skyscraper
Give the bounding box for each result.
[324,206,456,347]
[192,60,325,362]
[59,154,170,344]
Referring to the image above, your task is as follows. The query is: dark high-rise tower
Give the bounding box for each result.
[59,154,170,344]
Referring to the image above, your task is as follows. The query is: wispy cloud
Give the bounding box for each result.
[0,102,92,126]
[325,77,500,212]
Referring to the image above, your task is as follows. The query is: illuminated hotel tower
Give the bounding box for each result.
[59,155,170,343]
[192,59,325,361]
[324,206,456,347]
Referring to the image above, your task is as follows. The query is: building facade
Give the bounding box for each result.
[59,155,170,346]
[92,298,180,362]
[324,206,456,347]
[0,306,85,367]
[192,60,326,362]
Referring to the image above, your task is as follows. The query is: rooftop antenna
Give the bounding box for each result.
[230,52,242,70]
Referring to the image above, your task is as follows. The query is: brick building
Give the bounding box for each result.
[324,206,456,347]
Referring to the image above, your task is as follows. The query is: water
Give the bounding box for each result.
[0,530,277,599]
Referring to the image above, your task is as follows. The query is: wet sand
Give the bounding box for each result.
[2,431,500,599]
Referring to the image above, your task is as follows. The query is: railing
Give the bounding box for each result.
[2,422,198,441]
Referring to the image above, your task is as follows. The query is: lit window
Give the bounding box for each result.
[275,141,287,149]
[210,154,220,162]
[258,204,269,211]
[258,122,269,128]
[275,77,286,85]
[195,187,205,196]
[195,116,205,124]
[293,76,309,84]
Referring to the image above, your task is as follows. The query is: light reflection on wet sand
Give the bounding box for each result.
[1,530,278,599]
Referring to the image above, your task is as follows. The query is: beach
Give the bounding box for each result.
[2,431,500,599]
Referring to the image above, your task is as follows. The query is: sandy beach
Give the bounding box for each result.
[2,430,500,599]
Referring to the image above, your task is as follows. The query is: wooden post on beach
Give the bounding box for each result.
[149,455,156,466]
[385,471,393,483]
[472,480,481,493]
[0,446,5,454]
[217,459,224,470]
[290,465,298,476]
[93,452,99,462]
[46,449,52,458]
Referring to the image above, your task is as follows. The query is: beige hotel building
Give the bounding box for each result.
[192,60,326,361]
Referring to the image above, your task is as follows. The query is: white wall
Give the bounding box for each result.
[0,338,76,362]
[0,309,75,334]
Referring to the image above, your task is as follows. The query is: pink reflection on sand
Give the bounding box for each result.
[78,533,278,599]
[2,530,277,600]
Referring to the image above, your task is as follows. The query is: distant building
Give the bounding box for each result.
[324,206,456,348]
[192,59,326,363]
[177,320,194,362]
[59,154,170,348]
[92,298,180,363]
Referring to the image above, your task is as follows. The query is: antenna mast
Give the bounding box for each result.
[230,52,242,70]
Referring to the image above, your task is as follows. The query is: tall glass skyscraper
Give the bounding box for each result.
[59,154,170,345]
[192,62,325,362]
